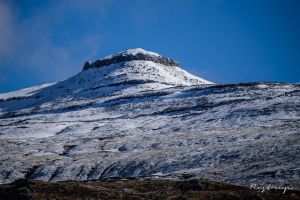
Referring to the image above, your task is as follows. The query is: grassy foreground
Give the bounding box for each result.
[0,178,299,200]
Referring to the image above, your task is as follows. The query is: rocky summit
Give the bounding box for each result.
[83,48,180,70]
[0,49,299,193]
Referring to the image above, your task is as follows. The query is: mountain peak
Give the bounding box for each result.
[116,48,161,57]
[83,48,180,71]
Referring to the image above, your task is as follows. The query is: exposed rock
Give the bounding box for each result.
[82,48,180,71]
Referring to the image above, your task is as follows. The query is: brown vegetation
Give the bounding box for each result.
[1,178,299,200]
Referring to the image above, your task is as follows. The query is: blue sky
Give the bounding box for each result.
[0,0,299,92]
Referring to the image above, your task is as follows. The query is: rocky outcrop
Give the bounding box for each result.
[83,49,180,71]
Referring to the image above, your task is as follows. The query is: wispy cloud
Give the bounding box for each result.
[0,1,18,61]
[0,0,107,83]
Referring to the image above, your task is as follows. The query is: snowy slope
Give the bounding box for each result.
[0,49,299,190]
[0,48,212,115]
[0,83,55,100]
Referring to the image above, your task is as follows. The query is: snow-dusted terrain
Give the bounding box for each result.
[0,48,299,189]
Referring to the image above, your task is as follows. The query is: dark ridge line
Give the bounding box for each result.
[25,165,41,179]
[99,162,117,180]
[49,167,63,181]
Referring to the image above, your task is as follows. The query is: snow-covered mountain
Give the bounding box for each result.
[0,48,299,190]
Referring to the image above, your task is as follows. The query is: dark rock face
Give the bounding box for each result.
[83,52,180,71]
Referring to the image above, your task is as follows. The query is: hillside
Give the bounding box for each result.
[0,49,299,192]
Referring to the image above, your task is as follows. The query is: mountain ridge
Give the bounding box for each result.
[0,49,299,191]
